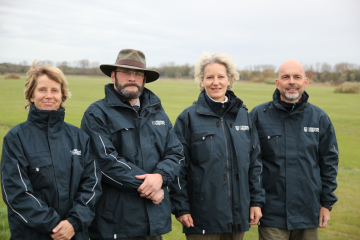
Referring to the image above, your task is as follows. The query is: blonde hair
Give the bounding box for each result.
[194,52,239,91]
[24,60,71,109]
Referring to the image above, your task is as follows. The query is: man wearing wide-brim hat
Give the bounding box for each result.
[81,49,183,239]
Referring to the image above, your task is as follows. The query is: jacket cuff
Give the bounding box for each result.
[154,169,170,186]
[67,216,82,233]
[320,201,336,206]
[175,210,191,218]
[250,202,263,208]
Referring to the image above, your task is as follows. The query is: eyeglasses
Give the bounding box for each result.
[116,70,145,78]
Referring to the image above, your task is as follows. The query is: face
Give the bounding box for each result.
[201,63,230,102]
[276,60,309,103]
[30,75,62,111]
[111,67,145,100]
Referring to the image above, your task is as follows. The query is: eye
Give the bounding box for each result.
[52,89,59,93]
[123,70,131,75]
[39,88,46,92]
[134,72,144,77]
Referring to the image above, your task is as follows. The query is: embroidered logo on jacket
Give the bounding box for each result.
[235,125,249,131]
[152,120,165,125]
[304,127,319,132]
[70,149,81,155]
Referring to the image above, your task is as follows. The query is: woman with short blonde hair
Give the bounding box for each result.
[1,61,101,240]
[170,52,264,240]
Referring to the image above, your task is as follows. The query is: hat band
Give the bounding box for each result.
[115,59,146,69]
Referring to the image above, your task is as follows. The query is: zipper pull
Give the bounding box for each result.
[202,136,206,141]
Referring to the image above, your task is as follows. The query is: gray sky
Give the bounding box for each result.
[0,0,359,69]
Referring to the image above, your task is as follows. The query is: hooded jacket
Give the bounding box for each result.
[249,90,338,230]
[169,91,265,234]
[81,84,183,239]
[1,106,102,240]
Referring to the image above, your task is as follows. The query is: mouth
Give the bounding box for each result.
[285,85,299,91]
[124,83,139,88]
[211,88,222,91]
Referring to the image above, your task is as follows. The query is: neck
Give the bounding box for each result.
[128,98,139,106]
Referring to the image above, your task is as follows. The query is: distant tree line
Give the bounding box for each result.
[1,60,359,84]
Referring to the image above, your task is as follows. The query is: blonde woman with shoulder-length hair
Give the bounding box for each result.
[169,52,265,240]
[1,61,101,240]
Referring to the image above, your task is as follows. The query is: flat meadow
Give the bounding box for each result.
[0,76,359,240]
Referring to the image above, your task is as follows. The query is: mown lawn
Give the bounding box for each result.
[0,76,359,240]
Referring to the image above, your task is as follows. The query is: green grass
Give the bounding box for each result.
[0,77,359,240]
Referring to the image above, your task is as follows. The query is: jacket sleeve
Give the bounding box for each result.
[153,116,183,186]
[81,109,147,192]
[168,112,191,217]
[65,137,102,233]
[248,110,265,207]
[318,114,338,206]
[1,134,61,234]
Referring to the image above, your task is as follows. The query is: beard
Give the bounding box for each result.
[279,83,303,102]
[115,79,145,100]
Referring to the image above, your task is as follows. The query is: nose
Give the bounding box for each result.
[213,77,219,85]
[45,90,53,99]
[128,72,136,81]
[289,76,296,84]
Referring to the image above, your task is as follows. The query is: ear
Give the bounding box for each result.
[304,77,309,89]
[275,79,280,90]
[110,71,116,83]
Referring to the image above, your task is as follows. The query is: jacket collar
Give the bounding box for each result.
[104,83,161,110]
[196,90,243,117]
[272,88,309,112]
[27,105,65,132]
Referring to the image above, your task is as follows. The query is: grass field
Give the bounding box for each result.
[0,76,359,240]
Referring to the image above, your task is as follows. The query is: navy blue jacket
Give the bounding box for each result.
[1,106,102,240]
[249,90,338,230]
[81,84,183,239]
[169,91,265,234]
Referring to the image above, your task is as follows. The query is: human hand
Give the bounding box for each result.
[319,207,331,228]
[176,214,194,228]
[51,220,75,240]
[136,173,163,198]
[151,189,164,204]
[249,206,262,225]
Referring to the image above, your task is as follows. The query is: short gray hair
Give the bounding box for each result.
[194,52,239,91]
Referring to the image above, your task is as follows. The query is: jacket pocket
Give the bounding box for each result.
[190,131,214,165]
[258,129,281,162]
[109,121,136,157]
[27,152,53,190]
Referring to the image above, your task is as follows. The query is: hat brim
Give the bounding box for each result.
[100,64,160,83]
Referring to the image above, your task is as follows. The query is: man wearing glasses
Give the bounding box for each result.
[81,49,183,240]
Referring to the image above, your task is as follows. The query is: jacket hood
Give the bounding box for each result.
[27,105,65,132]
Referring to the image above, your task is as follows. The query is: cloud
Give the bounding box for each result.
[0,0,359,69]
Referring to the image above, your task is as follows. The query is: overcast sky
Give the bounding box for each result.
[0,0,359,69]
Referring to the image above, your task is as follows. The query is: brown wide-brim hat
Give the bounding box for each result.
[100,49,160,83]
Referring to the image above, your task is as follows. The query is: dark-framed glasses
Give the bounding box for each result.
[116,70,145,78]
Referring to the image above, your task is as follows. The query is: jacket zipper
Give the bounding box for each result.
[221,117,233,226]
